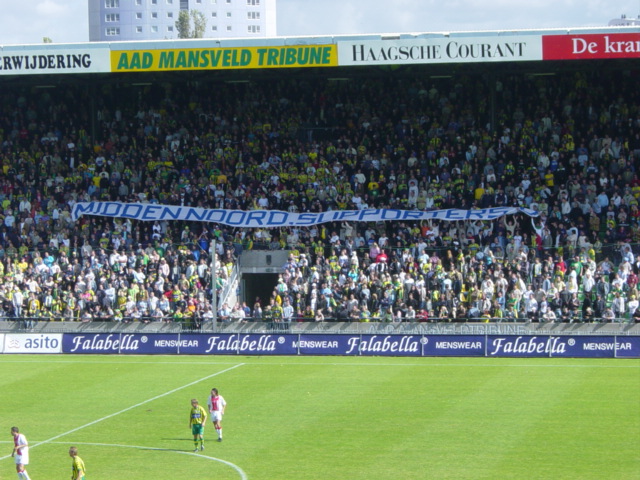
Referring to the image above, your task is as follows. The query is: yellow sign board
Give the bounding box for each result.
[111,45,338,72]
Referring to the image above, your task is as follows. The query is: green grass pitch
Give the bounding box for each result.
[0,355,638,479]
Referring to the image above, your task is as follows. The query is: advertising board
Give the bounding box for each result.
[0,333,631,358]
[3,333,63,354]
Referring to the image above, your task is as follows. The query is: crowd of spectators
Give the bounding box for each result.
[0,68,639,328]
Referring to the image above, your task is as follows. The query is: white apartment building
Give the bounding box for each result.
[89,0,277,41]
[608,14,640,26]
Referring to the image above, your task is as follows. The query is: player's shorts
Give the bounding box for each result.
[192,423,205,436]
[15,453,29,465]
[211,411,223,422]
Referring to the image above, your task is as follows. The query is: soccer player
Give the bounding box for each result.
[189,398,208,452]
[11,427,31,480]
[207,388,227,442]
[69,446,86,480]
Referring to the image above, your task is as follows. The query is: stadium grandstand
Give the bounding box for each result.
[0,27,639,335]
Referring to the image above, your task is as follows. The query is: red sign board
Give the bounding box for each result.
[543,33,640,60]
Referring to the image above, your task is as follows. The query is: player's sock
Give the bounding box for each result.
[18,470,31,480]
[218,427,222,439]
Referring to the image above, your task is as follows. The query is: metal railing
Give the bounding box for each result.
[218,261,240,308]
[1,314,636,332]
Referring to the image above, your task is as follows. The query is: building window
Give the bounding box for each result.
[136,12,142,19]
[226,0,231,3]
[212,25,218,31]
[248,11,260,19]
[151,25,159,32]
[152,12,158,18]
[248,25,260,33]
[167,0,173,4]
[168,26,174,32]
[106,27,120,35]
[167,11,173,18]
[226,25,232,31]
[135,0,141,4]
[211,12,217,17]
[196,0,201,3]
[247,0,260,5]
[226,11,231,17]
[151,0,157,4]
[136,26,143,33]
[105,0,119,7]
[105,13,120,22]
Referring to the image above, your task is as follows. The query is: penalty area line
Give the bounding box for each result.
[48,441,248,480]
[0,363,245,461]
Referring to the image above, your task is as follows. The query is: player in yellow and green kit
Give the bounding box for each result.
[69,446,86,480]
[189,398,208,452]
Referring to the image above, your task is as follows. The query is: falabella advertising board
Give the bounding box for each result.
[61,333,299,355]
[1,333,636,357]
[486,335,640,358]
[422,335,485,357]
[49,333,640,358]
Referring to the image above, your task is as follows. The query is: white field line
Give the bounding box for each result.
[0,363,244,462]
[0,440,248,480]
[55,441,248,480]
[0,358,637,368]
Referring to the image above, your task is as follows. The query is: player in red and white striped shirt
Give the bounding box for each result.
[207,388,227,442]
[11,427,31,480]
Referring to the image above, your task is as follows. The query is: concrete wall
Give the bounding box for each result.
[239,250,289,274]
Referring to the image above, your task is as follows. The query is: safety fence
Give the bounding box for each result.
[1,314,637,333]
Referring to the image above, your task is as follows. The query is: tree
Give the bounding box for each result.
[175,10,191,38]
[192,11,206,38]
[43,37,53,43]
[175,10,207,39]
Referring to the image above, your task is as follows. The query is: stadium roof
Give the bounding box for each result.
[0,25,638,86]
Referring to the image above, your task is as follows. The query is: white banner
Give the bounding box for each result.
[338,36,543,66]
[3,333,63,354]
[0,46,111,75]
[73,202,538,227]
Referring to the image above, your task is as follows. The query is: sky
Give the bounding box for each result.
[0,0,638,46]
